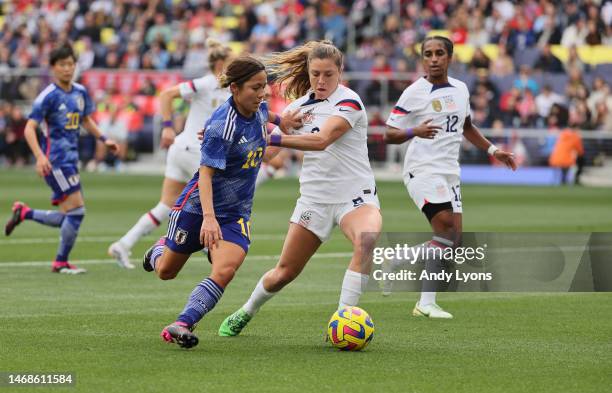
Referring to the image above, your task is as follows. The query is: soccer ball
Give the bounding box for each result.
[327,306,374,351]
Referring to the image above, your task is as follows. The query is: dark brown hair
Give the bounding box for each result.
[50,42,77,65]
[421,36,454,58]
[219,55,266,88]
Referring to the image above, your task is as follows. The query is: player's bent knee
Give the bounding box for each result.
[157,268,178,280]
[269,266,299,289]
[156,260,178,280]
[211,266,237,287]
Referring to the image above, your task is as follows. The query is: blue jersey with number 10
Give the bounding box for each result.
[28,83,94,166]
[174,97,268,223]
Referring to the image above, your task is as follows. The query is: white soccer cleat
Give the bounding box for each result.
[412,302,453,319]
[108,241,135,269]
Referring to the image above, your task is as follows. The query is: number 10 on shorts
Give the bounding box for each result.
[237,218,251,239]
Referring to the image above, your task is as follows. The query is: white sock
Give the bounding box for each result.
[120,202,171,249]
[243,276,276,316]
[339,269,369,309]
[255,165,275,188]
[419,292,437,307]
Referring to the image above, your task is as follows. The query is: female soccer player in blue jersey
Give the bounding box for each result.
[107,39,235,269]
[142,55,278,348]
[4,43,118,274]
[108,40,299,269]
[384,36,516,318]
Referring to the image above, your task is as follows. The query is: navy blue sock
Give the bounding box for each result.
[27,209,65,227]
[177,278,224,326]
[55,207,85,262]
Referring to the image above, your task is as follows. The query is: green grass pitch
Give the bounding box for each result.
[0,169,611,392]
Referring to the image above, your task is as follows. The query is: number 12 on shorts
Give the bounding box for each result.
[451,184,462,204]
[237,218,251,240]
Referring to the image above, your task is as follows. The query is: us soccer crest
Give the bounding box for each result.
[443,95,457,110]
[432,99,442,112]
[76,96,85,112]
[175,228,188,245]
[299,211,313,227]
[302,109,314,125]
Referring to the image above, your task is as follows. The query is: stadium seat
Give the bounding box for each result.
[541,74,568,95]
[214,16,239,30]
[594,64,612,86]
[513,47,541,68]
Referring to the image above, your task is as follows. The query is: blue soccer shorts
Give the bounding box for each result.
[165,209,251,255]
[44,165,82,206]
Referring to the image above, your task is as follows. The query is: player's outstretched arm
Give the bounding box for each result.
[268,115,350,151]
[24,119,51,177]
[269,110,303,134]
[159,85,182,148]
[384,119,441,144]
[82,115,119,154]
[198,166,222,249]
[463,116,517,171]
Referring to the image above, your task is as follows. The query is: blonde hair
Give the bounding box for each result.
[206,38,232,70]
[265,40,343,99]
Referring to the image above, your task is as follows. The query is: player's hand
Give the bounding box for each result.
[279,110,303,133]
[200,214,223,249]
[35,155,52,177]
[493,150,517,171]
[160,127,176,149]
[413,119,442,139]
[104,139,120,154]
[197,128,205,141]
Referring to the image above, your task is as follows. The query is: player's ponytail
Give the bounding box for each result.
[206,38,232,70]
[266,40,344,99]
[219,55,265,88]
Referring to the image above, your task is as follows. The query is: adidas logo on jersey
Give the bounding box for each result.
[59,103,67,111]
[238,136,248,144]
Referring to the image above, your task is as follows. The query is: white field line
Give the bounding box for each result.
[2,244,609,267]
[0,234,286,245]
[0,252,353,267]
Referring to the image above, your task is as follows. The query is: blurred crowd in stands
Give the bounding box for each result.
[0,0,611,170]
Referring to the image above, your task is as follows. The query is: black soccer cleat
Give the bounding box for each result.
[161,322,199,349]
[143,237,166,272]
[5,201,28,236]
[142,245,155,272]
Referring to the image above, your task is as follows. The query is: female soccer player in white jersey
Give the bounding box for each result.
[218,40,382,337]
[108,40,297,268]
[384,36,516,318]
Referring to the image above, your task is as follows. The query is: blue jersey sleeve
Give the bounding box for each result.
[29,94,49,124]
[83,89,94,117]
[200,119,232,170]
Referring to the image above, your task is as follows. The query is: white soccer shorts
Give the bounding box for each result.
[289,191,380,242]
[164,143,201,183]
[404,173,462,213]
